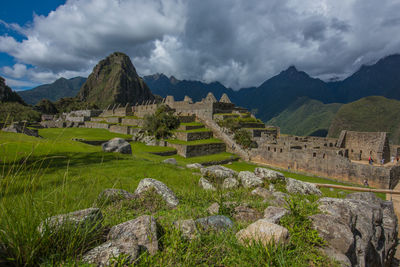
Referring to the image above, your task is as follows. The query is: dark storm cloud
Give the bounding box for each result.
[1,0,400,89]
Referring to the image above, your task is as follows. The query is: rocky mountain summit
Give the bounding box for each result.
[78,52,154,109]
[0,76,25,104]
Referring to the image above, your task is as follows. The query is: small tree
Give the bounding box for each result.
[234,129,256,149]
[143,105,180,139]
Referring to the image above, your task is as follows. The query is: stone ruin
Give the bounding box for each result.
[37,92,400,189]
[250,130,400,189]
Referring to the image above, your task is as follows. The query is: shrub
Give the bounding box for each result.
[0,102,41,122]
[234,129,256,149]
[143,105,180,139]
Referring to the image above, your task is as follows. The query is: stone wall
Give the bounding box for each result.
[84,122,110,129]
[175,131,213,141]
[105,117,121,124]
[109,125,130,135]
[121,118,144,127]
[167,142,226,158]
[338,131,389,162]
[252,147,397,189]
[134,104,158,118]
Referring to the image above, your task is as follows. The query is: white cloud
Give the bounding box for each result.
[1,0,400,90]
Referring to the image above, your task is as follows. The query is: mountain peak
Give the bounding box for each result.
[169,76,179,84]
[78,52,154,108]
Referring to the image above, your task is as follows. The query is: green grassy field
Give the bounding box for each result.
[0,128,368,266]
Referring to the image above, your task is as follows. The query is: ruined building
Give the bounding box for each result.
[45,92,400,189]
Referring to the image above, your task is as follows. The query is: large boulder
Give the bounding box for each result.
[162,158,177,165]
[285,178,321,196]
[102,138,132,154]
[200,165,237,180]
[82,237,140,266]
[195,215,234,231]
[222,178,239,189]
[186,163,203,169]
[97,188,135,204]
[314,193,398,266]
[173,219,199,240]
[233,204,262,223]
[107,215,159,255]
[251,187,274,199]
[263,206,290,224]
[199,177,216,191]
[238,171,263,188]
[254,168,285,182]
[309,213,354,264]
[39,208,103,234]
[236,219,289,246]
[134,178,179,208]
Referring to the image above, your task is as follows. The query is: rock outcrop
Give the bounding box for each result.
[238,171,263,188]
[101,138,132,154]
[311,192,398,266]
[285,177,322,196]
[78,52,154,108]
[39,208,103,234]
[107,215,160,255]
[134,178,179,208]
[236,219,290,246]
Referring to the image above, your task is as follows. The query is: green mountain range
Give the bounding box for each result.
[18,77,86,105]
[267,97,342,137]
[328,96,400,144]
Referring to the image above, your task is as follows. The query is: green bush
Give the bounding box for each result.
[34,99,58,114]
[234,129,256,149]
[143,105,180,139]
[0,102,41,122]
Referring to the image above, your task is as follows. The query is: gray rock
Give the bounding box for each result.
[251,187,273,199]
[134,178,179,208]
[207,202,220,215]
[82,237,140,266]
[316,194,398,267]
[222,178,239,189]
[321,247,352,267]
[264,206,290,224]
[108,215,159,255]
[173,219,199,240]
[143,135,157,146]
[236,219,289,246]
[186,163,203,169]
[254,168,285,182]
[238,171,263,188]
[270,191,289,207]
[97,189,135,204]
[309,214,354,257]
[285,178,322,196]
[233,204,262,223]
[39,208,102,234]
[163,158,177,165]
[199,177,216,191]
[200,165,237,180]
[102,138,132,154]
[196,215,234,231]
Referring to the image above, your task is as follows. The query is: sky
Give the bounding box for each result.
[1,0,400,91]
